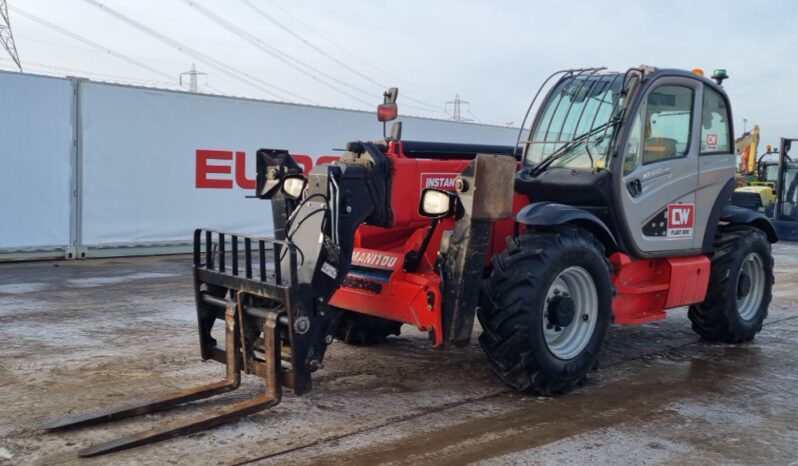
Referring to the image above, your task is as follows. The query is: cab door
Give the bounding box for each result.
[694,85,736,249]
[616,77,702,255]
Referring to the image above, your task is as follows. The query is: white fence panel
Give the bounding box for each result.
[80,83,519,251]
[0,71,73,256]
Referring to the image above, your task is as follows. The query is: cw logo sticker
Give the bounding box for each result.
[666,203,694,238]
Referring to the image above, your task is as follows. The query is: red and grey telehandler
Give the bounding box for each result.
[46,66,776,456]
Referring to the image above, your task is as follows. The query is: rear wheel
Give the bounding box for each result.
[334,310,402,346]
[688,226,773,343]
[478,226,613,395]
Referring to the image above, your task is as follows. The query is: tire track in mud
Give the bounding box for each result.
[235,314,798,465]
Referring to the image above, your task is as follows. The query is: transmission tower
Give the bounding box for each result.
[180,63,207,92]
[0,0,22,71]
[445,94,472,122]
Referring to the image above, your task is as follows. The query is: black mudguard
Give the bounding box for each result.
[720,205,778,243]
[515,202,617,249]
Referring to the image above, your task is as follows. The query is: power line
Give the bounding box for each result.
[0,54,234,97]
[0,57,178,87]
[238,0,442,112]
[10,5,175,82]
[181,0,373,108]
[240,0,383,89]
[0,0,22,71]
[466,110,483,124]
[15,33,187,66]
[84,0,315,104]
[264,0,449,99]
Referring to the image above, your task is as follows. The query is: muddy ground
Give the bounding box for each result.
[1,243,798,465]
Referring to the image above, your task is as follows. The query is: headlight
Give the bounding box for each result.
[281,175,307,199]
[419,188,455,217]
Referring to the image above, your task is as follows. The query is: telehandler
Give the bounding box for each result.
[46,66,776,456]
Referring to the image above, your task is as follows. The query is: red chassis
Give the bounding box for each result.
[327,141,712,346]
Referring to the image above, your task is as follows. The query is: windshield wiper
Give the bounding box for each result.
[528,120,617,177]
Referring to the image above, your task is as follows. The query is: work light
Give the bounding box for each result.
[419,188,456,217]
[281,175,307,199]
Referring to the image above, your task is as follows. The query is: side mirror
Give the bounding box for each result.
[419,188,456,218]
[390,121,402,141]
[281,174,307,199]
[384,87,398,104]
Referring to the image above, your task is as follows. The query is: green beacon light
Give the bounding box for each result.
[711,69,729,86]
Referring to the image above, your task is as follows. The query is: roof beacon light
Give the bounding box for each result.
[378,87,399,122]
[711,69,729,86]
[692,68,705,76]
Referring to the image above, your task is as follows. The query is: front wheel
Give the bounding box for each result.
[688,226,774,343]
[478,226,614,395]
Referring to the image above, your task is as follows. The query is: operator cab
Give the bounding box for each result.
[515,67,737,258]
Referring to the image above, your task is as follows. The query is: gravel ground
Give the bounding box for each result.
[1,242,797,465]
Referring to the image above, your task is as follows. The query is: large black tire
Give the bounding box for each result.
[478,225,614,395]
[334,310,402,346]
[688,226,773,343]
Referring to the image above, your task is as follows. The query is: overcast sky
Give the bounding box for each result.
[3,0,796,146]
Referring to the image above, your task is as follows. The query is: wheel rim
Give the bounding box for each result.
[543,266,599,360]
[736,252,765,321]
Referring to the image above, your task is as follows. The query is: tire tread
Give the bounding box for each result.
[688,226,773,343]
[478,226,613,395]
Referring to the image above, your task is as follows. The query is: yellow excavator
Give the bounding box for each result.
[733,125,777,213]
[737,124,760,176]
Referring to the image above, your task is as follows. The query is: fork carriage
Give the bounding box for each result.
[44,230,306,457]
[192,228,324,395]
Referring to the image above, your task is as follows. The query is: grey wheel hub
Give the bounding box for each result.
[543,266,598,360]
[736,252,765,321]
[547,295,576,329]
[737,272,752,299]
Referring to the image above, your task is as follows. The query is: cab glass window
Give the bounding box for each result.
[524,74,624,169]
[700,87,731,154]
[641,85,694,164]
[623,109,643,175]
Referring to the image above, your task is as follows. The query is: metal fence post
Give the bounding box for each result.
[66,77,86,260]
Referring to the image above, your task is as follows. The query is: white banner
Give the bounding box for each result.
[80,83,519,247]
[0,71,73,252]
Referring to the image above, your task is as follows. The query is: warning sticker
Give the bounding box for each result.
[321,262,338,279]
[667,204,694,238]
[706,133,718,150]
